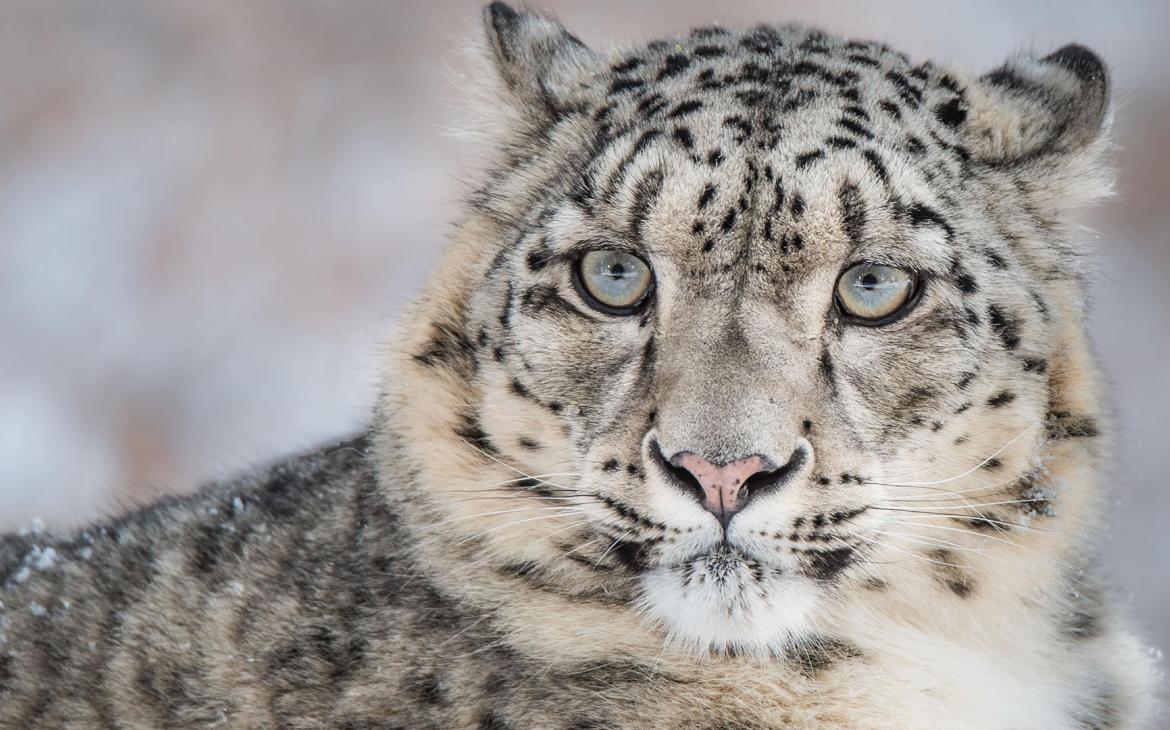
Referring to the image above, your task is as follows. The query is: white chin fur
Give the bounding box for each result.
[637,555,819,657]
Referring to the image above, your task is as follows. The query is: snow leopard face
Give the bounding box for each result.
[400,3,1112,655]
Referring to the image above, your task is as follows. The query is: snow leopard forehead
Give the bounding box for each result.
[585,23,970,201]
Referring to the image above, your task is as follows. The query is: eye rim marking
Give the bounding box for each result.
[571,249,657,316]
[834,262,926,327]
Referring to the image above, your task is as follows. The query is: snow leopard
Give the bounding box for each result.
[0,2,1158,727]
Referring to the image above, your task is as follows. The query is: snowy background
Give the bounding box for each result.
[2,0,1167,678]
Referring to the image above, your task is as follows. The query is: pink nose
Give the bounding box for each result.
[670,452,773,527]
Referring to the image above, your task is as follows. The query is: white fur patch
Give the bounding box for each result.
[637,554,819,657]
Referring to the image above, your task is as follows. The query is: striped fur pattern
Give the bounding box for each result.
[0,3,1156,727]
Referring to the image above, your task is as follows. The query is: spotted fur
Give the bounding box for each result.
[0,4,1156,727]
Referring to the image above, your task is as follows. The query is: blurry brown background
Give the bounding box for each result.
[2,0,1166,677]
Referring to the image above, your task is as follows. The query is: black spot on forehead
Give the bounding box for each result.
[719,208,737,233]
[861,149,889,184]
[693,45,727,59]
[636,93,669,118]
[697,183,716,209]
[657,53,691,80]
[668,99,703,118]
[837,116,874,140]
[611,57,645,74]
[838,181,866,244]
[795,150,826,169]
[906,202,954,239]
[884,69,924,107]
[846,53,881,68]
[609,76,644,96]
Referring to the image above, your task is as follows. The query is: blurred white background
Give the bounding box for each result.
[1,0,1166,681]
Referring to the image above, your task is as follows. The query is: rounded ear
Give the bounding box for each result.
[964,44,1113,220]
[481,2,598,124]
[966,43,1110,165]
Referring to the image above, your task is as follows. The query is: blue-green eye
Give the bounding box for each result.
[836,263,918,323]
[575,250,655,314]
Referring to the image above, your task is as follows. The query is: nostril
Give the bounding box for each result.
[741,445,807,501]
[663,454,706,500]
[649,441,705,501]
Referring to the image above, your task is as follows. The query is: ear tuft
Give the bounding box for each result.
[481,2,596,124]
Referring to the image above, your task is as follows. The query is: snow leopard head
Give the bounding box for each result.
[390,2,1112,656]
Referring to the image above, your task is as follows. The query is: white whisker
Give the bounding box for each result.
[559,537,604,559]
[882,519,1031,552]
[871,420,1040,487]
[446,494,596,505]
[426,504,581,530]
[854,534,966,568]
[870,505,1048,533]
[884,497,1045,511]
[453,512,581,547]
[871,529,987,554]
[539,519,593,542]
[459,438,583,492]
[435,613,492,649]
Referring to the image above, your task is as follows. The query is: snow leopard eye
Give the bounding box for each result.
[574,250,655,315]
[835,263,920,324]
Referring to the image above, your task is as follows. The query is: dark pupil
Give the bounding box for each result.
[860,272,878,290]
[607,262,627,280]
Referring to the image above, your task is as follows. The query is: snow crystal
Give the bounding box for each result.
[13,566,30,583]
[232,496,245,514]
[78,546,93,560]
[29,601,46,617]
[207,506,219,516]
[30,545,58,570]
[17,517,47,537]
